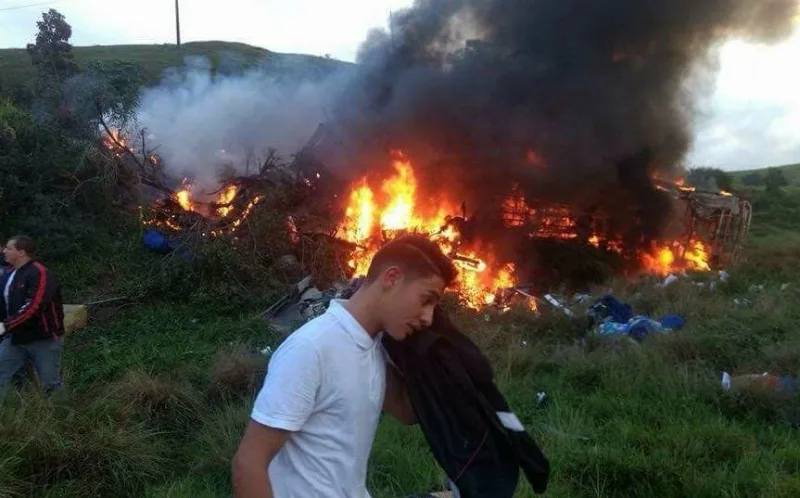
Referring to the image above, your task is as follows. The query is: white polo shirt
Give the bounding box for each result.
[251,299,387,498]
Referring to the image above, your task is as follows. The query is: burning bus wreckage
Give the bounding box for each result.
[101,120,752,327]
[92,0,796,334]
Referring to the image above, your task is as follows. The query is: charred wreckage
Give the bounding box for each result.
[100,119,751,315]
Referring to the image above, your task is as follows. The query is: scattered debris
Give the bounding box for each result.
[749,284,765,293]
[721,371,799,395]
[733,297,751,307]
[781,283,791,291]
[543,294,575,317]
[262,275,362,334]
[660,274,679,287]
[719,270,730,282]
[63,304,89,334]
[588,294,685,341]
[513,287,541,312]
[572,293,591,304]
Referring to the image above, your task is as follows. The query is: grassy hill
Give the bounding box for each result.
[730,163,800,185]
[0,41,350,91]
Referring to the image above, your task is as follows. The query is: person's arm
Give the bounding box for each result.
[232,421,290,498]
[231,335,321,497]
[2,263,50,334]
[383,362,417,425]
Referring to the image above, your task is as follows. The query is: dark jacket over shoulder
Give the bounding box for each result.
[383,307,550,498]
[0,260,64,345]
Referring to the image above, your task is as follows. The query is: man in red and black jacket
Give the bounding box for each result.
[0,235,65,396]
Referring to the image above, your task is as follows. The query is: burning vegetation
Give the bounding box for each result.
[93,0,791,310]
[98,122,752,311]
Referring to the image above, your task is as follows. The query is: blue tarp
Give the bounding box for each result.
[142,229,195,261]
[143,229,173,254]
[590,294,685,342]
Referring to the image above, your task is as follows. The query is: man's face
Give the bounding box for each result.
[379,268,446,341]
[2,240,23,267]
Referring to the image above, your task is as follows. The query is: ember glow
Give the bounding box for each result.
[102,128,130,158]
[339,152,517,309]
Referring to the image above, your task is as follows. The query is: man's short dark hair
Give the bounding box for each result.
[9,235,36,256]
[365,234,458,287]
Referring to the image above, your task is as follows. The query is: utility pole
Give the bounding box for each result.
[389,11,395,50]
[175,0,181,46]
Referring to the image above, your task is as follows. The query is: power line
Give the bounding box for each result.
[0,0,65,13]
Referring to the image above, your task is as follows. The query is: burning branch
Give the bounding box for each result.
[95,101,174,198]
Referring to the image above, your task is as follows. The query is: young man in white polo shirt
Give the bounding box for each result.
[232,234,458,498]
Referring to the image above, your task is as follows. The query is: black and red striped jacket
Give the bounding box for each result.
[0,260,64,345]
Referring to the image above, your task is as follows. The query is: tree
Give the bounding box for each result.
[26,9,78,84]
[86,60,146,125]
[765,168,789,195]
[687,167,734,192]
[741,172,763,186]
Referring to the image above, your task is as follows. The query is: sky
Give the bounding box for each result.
[1,0,799,171]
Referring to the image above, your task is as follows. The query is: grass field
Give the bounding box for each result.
[2,187,800,497]
[0,41,349,91]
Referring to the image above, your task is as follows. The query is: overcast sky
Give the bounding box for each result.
[1,0,799,171]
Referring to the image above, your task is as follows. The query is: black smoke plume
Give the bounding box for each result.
[329,0,797,248]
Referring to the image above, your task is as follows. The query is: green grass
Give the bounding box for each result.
[736,187,800,249]
[0,41,350,91]
[2,187,800,497]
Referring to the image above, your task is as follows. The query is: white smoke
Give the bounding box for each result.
[134,59,351,191]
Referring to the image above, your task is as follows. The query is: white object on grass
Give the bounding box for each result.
[544,294,576,317]
[496,411,525,431]
[661,274,678,287]
[721,372,731,391]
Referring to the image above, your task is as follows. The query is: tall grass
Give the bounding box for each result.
[2,191,800,496]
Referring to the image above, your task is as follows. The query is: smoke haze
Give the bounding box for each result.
[332,0,797,212]
[134,57,352,191]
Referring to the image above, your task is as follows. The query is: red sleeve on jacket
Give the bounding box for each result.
[4,262,48,331]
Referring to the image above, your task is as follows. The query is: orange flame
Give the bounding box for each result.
[102,128,133,159]
[380,155,418,231]
[684,240,711,271]
[175,180,194,212]
[339,152,519,309]
[642,239,710,276]
[675,178,696,193]
[344,179,375,244]
[217,185,238,217]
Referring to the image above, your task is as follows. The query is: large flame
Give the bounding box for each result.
[380,156,418,231]
[344,180,375,244]
[641,239,710,275]
[340,152,518,309]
